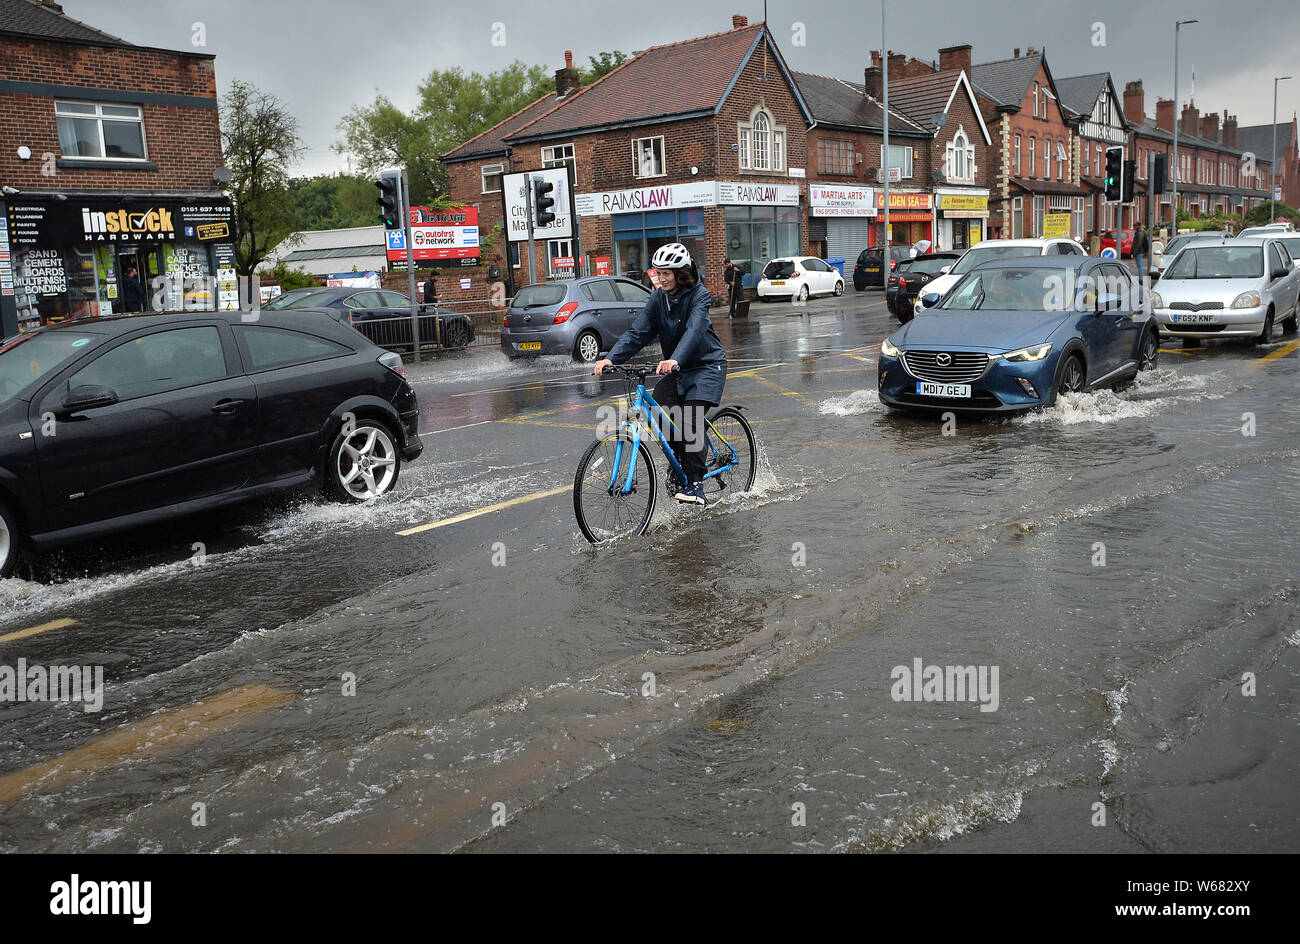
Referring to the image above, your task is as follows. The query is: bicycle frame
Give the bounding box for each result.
[607,381,739,496]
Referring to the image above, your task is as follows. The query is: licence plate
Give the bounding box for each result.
[916,381,970,398]
[517,342,541,351]
[866,267,881,274]
[1171,313,1214,324]
[770,280,786,286]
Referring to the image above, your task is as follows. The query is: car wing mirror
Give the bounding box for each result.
[57,384,118,416]
[920,293,941,309]
[939,265,951,275]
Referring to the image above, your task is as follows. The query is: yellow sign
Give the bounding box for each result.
[1043,213,1071,239]
[196,222,230,240]
[968,222,982,246]
[943,194,988,212]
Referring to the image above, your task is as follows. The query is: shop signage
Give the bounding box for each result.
[938,193,989,218]
[18,248,66,297]
[875,192,933,210]
[809,184,877,217]
[593,256,611,275]
[326,271,381,289]
[386,206,480,265]
[1043,212,1071,239]
[503,167,574,241]
[575,180,800,217]
[4,199,233,247]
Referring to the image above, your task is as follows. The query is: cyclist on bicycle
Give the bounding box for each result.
[593,243,726,506]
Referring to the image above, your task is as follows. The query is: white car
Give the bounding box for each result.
[1150,236,1300,344]
[1239,223,1295,238]
[913,237,1087,315]
[1151,231,1233,279]
[757,256,845,301]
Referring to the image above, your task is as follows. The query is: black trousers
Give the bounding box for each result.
[727,281,738,316]
[653,374,709,484]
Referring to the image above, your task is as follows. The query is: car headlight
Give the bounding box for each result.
[1150,291,1164,310]
[999,343,1053,362]
[881,338,901,357]
[1230,291,1261,309]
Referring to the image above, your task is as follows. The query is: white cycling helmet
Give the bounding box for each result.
[651,242,693,269]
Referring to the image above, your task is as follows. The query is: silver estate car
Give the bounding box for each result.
[1150,236,1300,344]
[500,276,653,363]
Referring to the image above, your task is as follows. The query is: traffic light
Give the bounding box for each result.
[1104,146,1124,202]
[375,170,402,228]
[1122,160,1136,204]
[532,176,556,228]
[1152,153,1168,193]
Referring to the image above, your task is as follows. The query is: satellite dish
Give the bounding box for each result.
[932,112,949,128]
[212,166,233,185]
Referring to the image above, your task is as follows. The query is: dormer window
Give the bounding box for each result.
[738,105,786,172]
[945,127,975,182]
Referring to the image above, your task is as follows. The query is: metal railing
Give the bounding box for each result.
[346,298,509,356]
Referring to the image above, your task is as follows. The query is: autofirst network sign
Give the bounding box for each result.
[386,205,480,268]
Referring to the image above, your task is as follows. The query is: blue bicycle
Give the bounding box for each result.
[573,365,756,543]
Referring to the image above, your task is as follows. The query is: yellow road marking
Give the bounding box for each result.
[0,618,77,645]
[1253,338,1300,367]
[0,683,295,808]
[396,485,571,536]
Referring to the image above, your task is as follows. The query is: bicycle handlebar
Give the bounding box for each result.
[598,363,678,379]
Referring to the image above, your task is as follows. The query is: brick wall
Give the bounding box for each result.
[0,35,223,192]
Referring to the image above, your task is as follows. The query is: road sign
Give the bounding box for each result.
[1100,246,1118,259]
[503,167,573,241]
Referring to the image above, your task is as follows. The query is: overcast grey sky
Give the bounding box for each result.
[60,0,1300,177]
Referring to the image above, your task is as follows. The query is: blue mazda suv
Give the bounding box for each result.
[878,256,1160,413]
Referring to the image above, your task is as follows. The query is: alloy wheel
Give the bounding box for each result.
[337,425,398,500]
[577,332,600,363]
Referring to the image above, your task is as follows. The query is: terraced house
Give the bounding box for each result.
[1056,72,1129,239]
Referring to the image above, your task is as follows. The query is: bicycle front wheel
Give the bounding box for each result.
[574,433,658,544]
[702,406,757,501]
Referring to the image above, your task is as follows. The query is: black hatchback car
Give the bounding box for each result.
[265,286,475,351]
[0,309,422,576]
[854,246,916,290]
[886,252,962,320]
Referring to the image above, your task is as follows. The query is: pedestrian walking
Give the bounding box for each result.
[422,270,438,305]
[1132,223,1150,283]
[122,264,145,313]
[724,258,738,317]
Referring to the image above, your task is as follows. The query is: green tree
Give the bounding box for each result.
[221,80,305,276]
[1245,201,1299,225]
[283,174,379,231]
[337,62,551,206]
[580,51,631,83]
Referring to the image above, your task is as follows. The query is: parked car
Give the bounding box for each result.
[912,238,1087,317]
[0,309,423,577]
[265,286,475,351]
[886,252,961,321]
[879,256,1159,414]
[1149,236,1300,344]
[1239,223,1296,238]
[853,246,915,290]
[1150,231,1234,280]
[500,276,653,363]
[1099,229,1134,257]
[756,256,845,301]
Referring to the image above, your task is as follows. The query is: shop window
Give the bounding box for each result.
[481,163,503,193]
[633,136,665,178]
[541,143,575,173]
[738,106,785,172]
[56,100,146,161]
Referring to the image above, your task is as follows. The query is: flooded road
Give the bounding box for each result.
[1,291,1297,853]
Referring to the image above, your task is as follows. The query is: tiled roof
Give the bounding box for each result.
[792,70,926,134]
[507,24,801,142]
[970,52,1043,107]
[1237,122,1293,161]
[1054,73,1107,118]
[1137,116,1266,161]
[441,92,564,162]
[0,0,131,46]
[887,69,967,129]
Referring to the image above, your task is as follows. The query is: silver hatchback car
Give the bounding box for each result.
[501,276,654,362]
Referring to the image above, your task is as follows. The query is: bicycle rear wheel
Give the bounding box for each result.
[574,433,658,543]
[701,406,756,501]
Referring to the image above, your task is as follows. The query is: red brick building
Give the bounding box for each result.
[442,16,813,301]
[0,0,232,333]
[1056,72,1129,239]
[1238,116,1298,213]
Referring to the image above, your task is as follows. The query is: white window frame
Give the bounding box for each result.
[541,143,575,173]
[55,99,148,162]
[1029,137,1036,177]
[1033,195,1045,237]
[633,136,665,178]
[547,238,575,278]
[1012,196,1024,238]
[880,143,914,180]
[1056,142,1067,181]
[481,162,504,194]
[737,106,786,173]
[946,128,975,182]
[1014,134,1022,175]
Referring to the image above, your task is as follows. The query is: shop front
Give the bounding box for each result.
[870,191,934,248]
[934,189,990,251]
[809,183,876,262]
[0,194,235,334]
[575,180,803,292]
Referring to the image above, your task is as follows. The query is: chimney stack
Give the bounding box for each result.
[1123,80,1145,126]
[887,51,906,82]
[1156,98,1175,132]
[1013,48,1020,58]
[1025,45,1037,56]
[870,49,882,67]
[732,14,748,29]
[864,65,883,99]
[1199,112,1219,143]
[1181,101,1200,138]
[1223,112,1238,148]
[555,50,580,97]
[938,44,972,74]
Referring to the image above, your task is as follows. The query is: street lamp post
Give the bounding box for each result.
[882,0,890,268]
[1272,75,1292,223]
[1171,18,1196,233]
